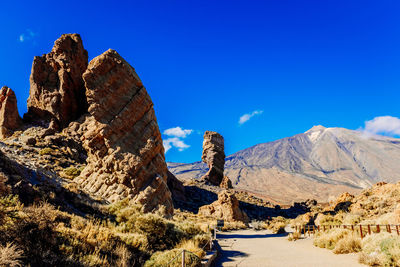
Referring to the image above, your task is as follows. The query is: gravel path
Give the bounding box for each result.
[216,229,364,267]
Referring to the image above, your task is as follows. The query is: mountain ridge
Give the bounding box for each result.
[168,126,400,204]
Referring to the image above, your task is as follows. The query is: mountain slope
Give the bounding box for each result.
[168,126,400,204]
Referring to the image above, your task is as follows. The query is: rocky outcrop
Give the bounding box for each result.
[26,34,88,128]
[167,171,186,203]
[74,49,173,216]
[325,192,354,212]
[201,131,225,186]
[220,175,233,189]
[199,191,248,222]
[0,87,22,138]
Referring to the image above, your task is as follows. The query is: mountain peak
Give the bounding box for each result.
[306,125,327,133]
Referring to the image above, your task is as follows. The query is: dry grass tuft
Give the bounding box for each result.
[144,248,201,267]
[359,233,400,266]
[175,239,205,258]
[332,232,361,254]
[0,243,24,267]
[221,221,247,231]
[313,228,350,250]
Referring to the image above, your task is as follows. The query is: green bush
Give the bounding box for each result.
[39,148,54,156]
[63,167,82,178]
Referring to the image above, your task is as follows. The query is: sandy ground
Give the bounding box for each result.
[215,229,364,267]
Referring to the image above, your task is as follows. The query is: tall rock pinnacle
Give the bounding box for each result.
[201,131,226,186]
[26,33,88,127]
[74,49,173,216]
[0,86,22,138]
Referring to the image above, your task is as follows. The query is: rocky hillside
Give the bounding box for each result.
[0,33,174,217]
[168,126,400,204]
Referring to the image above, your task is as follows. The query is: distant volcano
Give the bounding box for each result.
[168,126,400,204]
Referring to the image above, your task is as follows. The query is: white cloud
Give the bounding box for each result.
[19,29,36,43]
[362,116,400,136]
[163,137,190,153]
[238,110,264,125]
[162,126,193,153]
[163,127,193,138]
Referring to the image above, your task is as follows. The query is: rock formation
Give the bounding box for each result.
[201,131,225,186]
[0,87,22,138]
[74,49,173,216]
[167,171,186,203]
[26,33,88,128]
[199,191,248,222]
[220,175,233,189]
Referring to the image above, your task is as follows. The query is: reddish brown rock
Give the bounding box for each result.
[199,191,248,222]
[201,131,225,186]
[0,86,22,138]
[220,175,233,189]
[26,33,88,127]
[74,49,173,216]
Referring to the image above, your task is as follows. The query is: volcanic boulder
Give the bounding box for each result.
[0,87,22,138]
[201,131,225,186]
[27,33,88,127]
[199,191,248,222]
[74,49,173,216]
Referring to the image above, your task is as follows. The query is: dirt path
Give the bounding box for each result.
[216,229,364,267]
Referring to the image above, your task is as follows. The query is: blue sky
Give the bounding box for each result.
[1,1,400,163]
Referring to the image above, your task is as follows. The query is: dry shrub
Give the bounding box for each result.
[251,220,268,230]
[287,231,301,241]
[175,239,205,258]
[333,233,361,254]
[115,244,132,267]
[342,214,361,225]
[144,248,201,267]
[221,221,247,231]
[358,251,386,266]
[272,222,286,234]
[313,228,350,250]
[135,213,184,251]
[267,216,287,233]
[0,243,23,267]
[117,232,149,251]
[359,233,400,266]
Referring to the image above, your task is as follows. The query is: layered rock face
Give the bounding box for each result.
[0,87,22,138]
[74,49,173,216]
[27,34,88,127]
[199,191,248,222]
[201,131,225,186]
